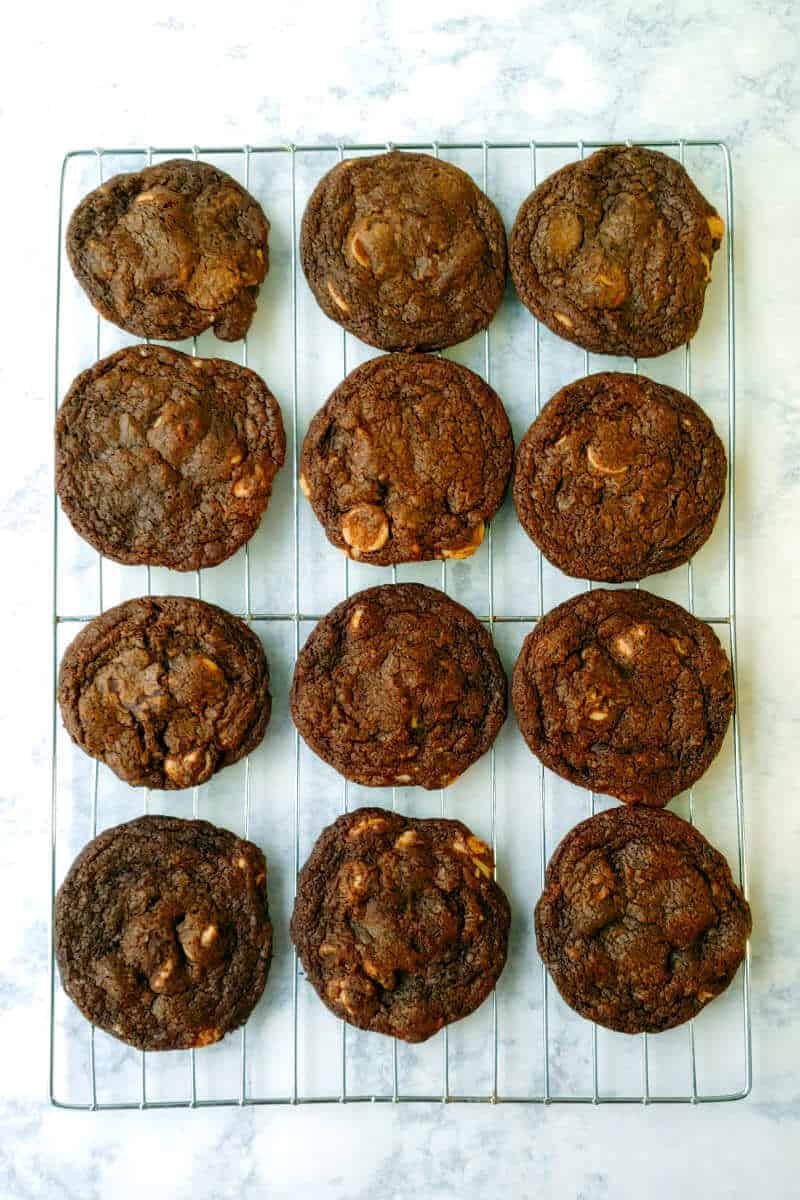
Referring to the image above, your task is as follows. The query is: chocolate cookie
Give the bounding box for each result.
[300,353,513,565]
[55,816,272,1050]
[67,159,268,341]
[58,597,270,790]
[513,372,726,582]
[535,805,751,1034]
[300,151,507,351]
[291,808,510,1042]
[290,584,506,790]
[510,146,724,357]
[512,589,733,806]
[56,345,286,571]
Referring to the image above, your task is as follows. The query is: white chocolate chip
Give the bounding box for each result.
[347,815,390,838]
[200,924,218,948]
[327,280,350,314]
[342,504,390,554]
[588,709,609,722]
[586,445,628,476]
[706,215,724,242]
[395,830,421,849]
[554,312,574,329]
[440,520,485,560]
[348,606,365,633]
[299,472,311,499]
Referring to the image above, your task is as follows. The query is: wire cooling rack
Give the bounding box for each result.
[50,139,750,1109]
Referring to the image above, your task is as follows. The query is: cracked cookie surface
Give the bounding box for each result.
[55,815,272,1050]
[290,583,507,790]
[510,146,724,357]
[301,151,507,351]
[535,806,751,1033]
[56,346,286,571]
[67,159,268,341]
[513,372,726,582]
[301,353,513,565]
[291,808,510,1041]
[512,589,734,806]
[58,596,270,790]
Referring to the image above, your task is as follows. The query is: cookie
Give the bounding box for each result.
[510,146,724,357]
[535,805,751,1034]
[300,353,513,565]
[300,150,507,351]
[55,815,272,1050]
[291,808,510,1042]
[58,597,270,790]
[513,372,726,582]
[290,583,506,790]
[56,345,285,572]
[512,588,733,806]
[67,159,268,341]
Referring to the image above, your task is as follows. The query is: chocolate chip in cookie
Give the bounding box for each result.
[513,372,726,582]
[55,815,272,1050]
[512,588,734,806]
[301,151,507,351]
[67,159,268,341]
[510,146,724,357]
[56,345,285,572]
[301,353,513,565]
[535,805,751,1034]
[291,808,510,1042]
[58,596,271,790]
[290,583,507,790]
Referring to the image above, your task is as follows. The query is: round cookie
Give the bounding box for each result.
[300,353,513,565]
[535,805,751,1034]
[300,150,507,351]
[58,596,271,790]
[55,815,272,1050]
[510,146,724,357]
[56,346,286,571]
[513,372,726,582]
[291,808,510,1042]
[67,159,268,341]
[512,588,734,806]
[290,583,507,790]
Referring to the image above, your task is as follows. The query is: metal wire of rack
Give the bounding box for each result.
[50,139,750,1109]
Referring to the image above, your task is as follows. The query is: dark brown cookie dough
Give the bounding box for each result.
[513,372,726,582]
[512,589,734,806]
[291,808,510,1042]
[535,805,751,1034]
[58,597,270,790]
[67,159,268,341]
[300,151,507,351]
[56,345,286,572]
[510,146,724,357]
[55,815,272,1050]
[290,584,507,790]
[300,353,513,565]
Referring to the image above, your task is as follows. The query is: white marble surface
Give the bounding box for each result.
[2,1,800,1195]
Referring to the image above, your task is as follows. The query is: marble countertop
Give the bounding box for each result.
[2,1,799,1196]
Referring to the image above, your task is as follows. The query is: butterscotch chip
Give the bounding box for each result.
[67,159,269,341]
[291,809,510,1042]
[290,583,507,790]
[535,806,751,1034]
[512,588,734,807]
[510,146,724,356]
[55,816,272,1050]
[513,372,727,582]
[58,596,271,790]
[55,345,285,571]
[301,151,507,351]
[300,354,512,566]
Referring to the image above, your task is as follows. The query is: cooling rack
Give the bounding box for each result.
[50,139,750,1109]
